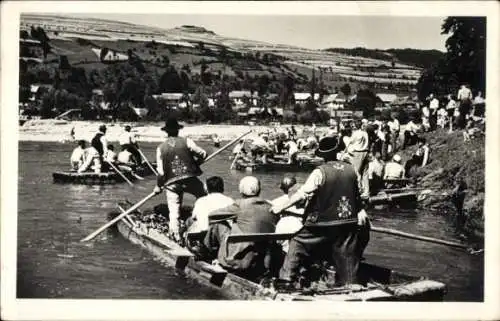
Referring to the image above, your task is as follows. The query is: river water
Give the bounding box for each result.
[17,141,483,301]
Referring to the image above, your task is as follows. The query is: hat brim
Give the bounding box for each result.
[161,124,184,131]
[315,146,341,158]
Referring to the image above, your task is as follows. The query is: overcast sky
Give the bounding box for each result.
[68,13,448,51]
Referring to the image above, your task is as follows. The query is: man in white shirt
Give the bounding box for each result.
[402,119,420,149]
[428,94,440,130]
[388,115,400,153]
[70,140,86,170]
[284,139,299,164]
[119,125,141,165]
[384,154,405,180]
[421,105,431,132]
[104,145,117,164]
[188,176,235,235]
[367,152,384,194]
[345,120,370,198]
[437,107,448,129]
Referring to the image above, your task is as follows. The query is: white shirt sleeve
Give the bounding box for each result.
[156,146,164,175]
[101,136,108,155]
[186,138,207,160]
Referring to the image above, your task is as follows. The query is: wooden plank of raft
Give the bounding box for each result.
[227,232,295,243]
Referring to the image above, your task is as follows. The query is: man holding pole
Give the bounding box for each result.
[153,117,208,242]
[271,136,370,290]
[119,125,142,165]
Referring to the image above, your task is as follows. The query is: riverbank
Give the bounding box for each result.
[398,129,484,244]
[19,120,321,142]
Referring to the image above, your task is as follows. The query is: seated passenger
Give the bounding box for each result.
[189,176,235,235]
[117,146,135,167]
[70,140,86,170]
[214,176,279,279]
[78,145,102,173]
[232,140,246,157]
[273,176,304,254]
[105,144,117,164]
[367,152,385,195]
[404,138,430,177]
[384,154,405,180]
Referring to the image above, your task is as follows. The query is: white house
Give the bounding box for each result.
[294,92,320,104]
[228,90,258,107]
[91,48,128,62]
[376,93,399,106]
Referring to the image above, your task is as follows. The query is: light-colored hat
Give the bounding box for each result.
[239,176,261,196]
[392,154,402,163]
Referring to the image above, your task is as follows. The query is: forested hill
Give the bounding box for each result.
[324,47,444,69]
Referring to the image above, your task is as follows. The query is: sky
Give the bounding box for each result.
[70,13,448,51]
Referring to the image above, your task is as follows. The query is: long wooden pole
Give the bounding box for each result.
[137,148,158,176]
[81,130,252,243]
[205,129,252,163]
[106,161,134,186]
[371,226,468,249]
[80,192,156,242]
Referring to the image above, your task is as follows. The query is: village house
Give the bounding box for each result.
[91,48,128,62]
[321,93,349,109]
[294,92,320,105]
[228,90,258,107]
[376,93,399,107]
[152,93,189,108]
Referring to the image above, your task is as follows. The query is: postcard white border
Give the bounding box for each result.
[2,1,499,320]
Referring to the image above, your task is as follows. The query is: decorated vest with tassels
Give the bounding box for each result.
[304,162,360,227]
[159,137,202,185]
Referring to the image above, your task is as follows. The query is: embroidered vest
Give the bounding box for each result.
[304,162,359,227]
[91,132,104,156]
[158,137,202,185]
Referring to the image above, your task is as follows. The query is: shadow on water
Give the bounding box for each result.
[17,141,483,300]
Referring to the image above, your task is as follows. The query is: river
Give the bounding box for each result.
[17,141,483,301]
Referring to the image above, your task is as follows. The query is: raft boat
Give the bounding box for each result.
[234,156,324,173]
[53,163,156,185]
[110,204,446,301]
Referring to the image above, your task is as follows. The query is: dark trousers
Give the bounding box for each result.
[204,222,232,260]
[402,131,418,149]
[404,155,423,177]
[121,144,142,164]
[280,224,370,286]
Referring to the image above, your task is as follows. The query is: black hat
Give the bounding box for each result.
[315,136,341,158]
[161,117,184,132]
[125,125,132,131]
[99,125,107,133]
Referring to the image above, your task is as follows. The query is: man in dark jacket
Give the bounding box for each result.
[153,117,207,242]
[271,136,370,289]
[212,176,279,279]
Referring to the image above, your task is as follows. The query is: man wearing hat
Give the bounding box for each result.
[119,125,141,165]
[271,136,370,289]
[153,117,208,241]
[210,176,279,278]
[80,125,108,173]
[384,154,405,180]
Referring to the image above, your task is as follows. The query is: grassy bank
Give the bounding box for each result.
[399,129,484,243]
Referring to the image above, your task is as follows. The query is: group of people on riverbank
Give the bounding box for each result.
[420,84,485,141]
[69,124,144,176]
[149,117,369,289]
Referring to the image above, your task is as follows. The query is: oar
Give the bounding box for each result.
[80,131,251,243]
[80,192,156,242]
[137,148,158,176]
[230,152,241,170]
[371,226,468,249]
[106,161,134,186]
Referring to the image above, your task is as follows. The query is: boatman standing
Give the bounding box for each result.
[271,136,370,290]
[153,117,208,242]
[79,125,108,173]
[119,125,141,165]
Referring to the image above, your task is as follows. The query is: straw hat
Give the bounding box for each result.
[392,154,402,163]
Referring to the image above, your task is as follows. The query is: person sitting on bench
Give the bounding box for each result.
[213,176,279,280]
[404,138,430,177]
[186,176,235,258]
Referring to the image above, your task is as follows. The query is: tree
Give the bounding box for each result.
[159,66,183,93]
[340,83,352,97]
[350,89,377,117]
[417,17,486,99]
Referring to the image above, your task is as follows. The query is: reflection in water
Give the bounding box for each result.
[17,141,483,300]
